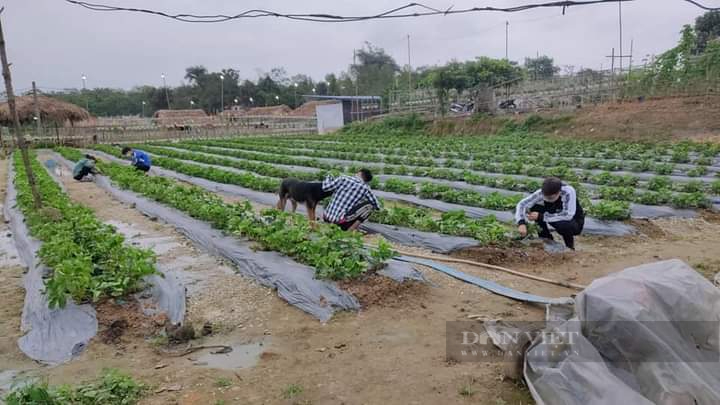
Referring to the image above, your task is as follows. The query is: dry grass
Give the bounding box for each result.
[0,94,90,125]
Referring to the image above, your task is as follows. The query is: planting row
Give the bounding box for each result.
[92,145,518,243]
[12,152,156,308]
[175,141,720,190]
[148,143,715,210]
[58,147,393,280]
[219,136,720,176]
[256,130,720,162]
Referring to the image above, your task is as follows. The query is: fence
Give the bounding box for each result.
[384,62,720,117]
[1,115,317,148]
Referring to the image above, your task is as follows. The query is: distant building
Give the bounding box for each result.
[302,95,383,123]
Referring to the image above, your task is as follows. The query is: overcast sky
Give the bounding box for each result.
[5,0,709,92]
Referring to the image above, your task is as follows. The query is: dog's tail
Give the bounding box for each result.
[277,179,290,210]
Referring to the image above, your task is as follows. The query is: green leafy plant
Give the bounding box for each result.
[12,152,156,308]
[56,148,389,281]
[5,369,145,405]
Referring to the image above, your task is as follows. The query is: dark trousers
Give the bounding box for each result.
[530,204,584,249]
[134,163,151,172]
[328,200,374,231]
[73,166,92,181]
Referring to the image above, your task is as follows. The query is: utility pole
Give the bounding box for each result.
[618,0,623,72]
[505,21,509,60]
[161,73,171,109]
[32,81,41,138]
[407,34,412,91]
[0,9,42,208]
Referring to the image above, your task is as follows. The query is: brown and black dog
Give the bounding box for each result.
[277,178,333,222]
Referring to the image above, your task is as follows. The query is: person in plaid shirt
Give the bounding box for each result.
[322,168,381,231]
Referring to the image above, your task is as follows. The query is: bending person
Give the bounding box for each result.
[322,168,381,231]
[515,177,585,250]
[121,147,152,173]
[72,154,100,182]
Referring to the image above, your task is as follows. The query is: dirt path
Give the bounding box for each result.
[5,153,719,404]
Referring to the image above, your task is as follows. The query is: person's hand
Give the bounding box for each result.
[527,211,540,221]
[518,224,528,237]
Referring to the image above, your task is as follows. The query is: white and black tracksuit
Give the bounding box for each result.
[515,185,585,249]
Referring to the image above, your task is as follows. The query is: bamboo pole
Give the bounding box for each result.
[0,9,42,209]
[386,247,586,290]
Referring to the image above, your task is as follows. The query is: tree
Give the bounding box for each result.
[695,11,720,53]
[524,56,559,80]
[350,42,400,96]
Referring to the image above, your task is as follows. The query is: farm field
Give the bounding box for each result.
[3,125,720,404]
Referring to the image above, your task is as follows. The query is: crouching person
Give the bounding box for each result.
[121,147,152,173]
[73,154,99,181]
[322,168,381,231]
[516,177,585,250]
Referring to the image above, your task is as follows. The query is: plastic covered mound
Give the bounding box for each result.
[524,259,720,404]
[4,162,97,365]
[49,152,363,322]
[85,149,481,254]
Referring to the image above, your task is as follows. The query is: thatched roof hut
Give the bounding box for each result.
[153,109,213,127]
[0,95,91,126]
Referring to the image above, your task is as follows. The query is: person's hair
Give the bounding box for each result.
[542,177,563,196]
[359,168,373,183]
[85,154,96,161]
[121,147,131,155]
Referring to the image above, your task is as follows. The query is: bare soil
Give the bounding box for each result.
[431,95,720,142]
[2,153,720,404]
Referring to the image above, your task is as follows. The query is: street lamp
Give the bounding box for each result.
[161,73,171,109]
[293,82,298,107]
[312,88,316,94]
[219,74,224,113]
[190,100,195,109]
[81,73,89,111]
[141,101,146,117]
[275,95,280,105]
[249,97,254,105]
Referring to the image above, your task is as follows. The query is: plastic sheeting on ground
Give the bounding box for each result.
[43,157,187,326]
[154,146,699,219]
[87,149,482,254]
[524,259,720,405]
[4,162,97,365]
[96,149,636,237]
[374,189,636,237]
[50,152,360,322]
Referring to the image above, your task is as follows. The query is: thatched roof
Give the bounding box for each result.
[0,95,91,125]
[153,109,213,127]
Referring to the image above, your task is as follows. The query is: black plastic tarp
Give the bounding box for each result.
[4,162,97,365]
[50,152,361,322]
[87,149,482,254]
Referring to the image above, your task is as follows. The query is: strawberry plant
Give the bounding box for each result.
[56,147,390,281]
[588,200,631,220]
[13,152,156,308]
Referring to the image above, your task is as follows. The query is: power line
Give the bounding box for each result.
[64,0,717,24]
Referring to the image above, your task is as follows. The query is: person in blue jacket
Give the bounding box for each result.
[121,147,152,172]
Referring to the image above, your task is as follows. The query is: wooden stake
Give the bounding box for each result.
[32,81,41,138]
[0,8,42,208]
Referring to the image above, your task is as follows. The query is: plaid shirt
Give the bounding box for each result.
[322,175,380,223]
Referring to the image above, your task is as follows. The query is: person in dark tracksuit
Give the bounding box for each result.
[72,154,99,181]
[121,147,152,172]
[515,177,585,250]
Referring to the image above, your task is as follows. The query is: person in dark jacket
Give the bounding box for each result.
[515,177,585,250]
[72,154,99,181]
[121,147,152,172]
